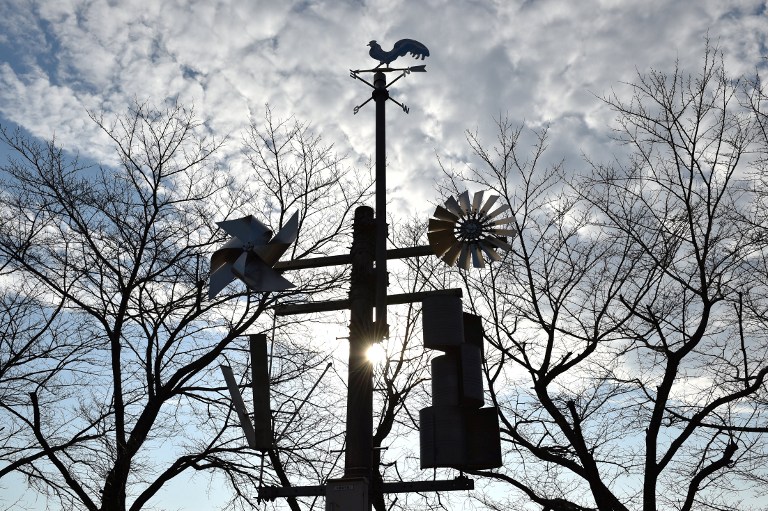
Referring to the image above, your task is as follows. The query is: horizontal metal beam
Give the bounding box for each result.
[258,484,325,500]
[257,477,474,500]
[387,288,462,305]
[274,254,351,271]
[386,245,434,260]
[274,299,349,316]
[274,288,462,316]
[273,245,434,271]
[382,477,474,494]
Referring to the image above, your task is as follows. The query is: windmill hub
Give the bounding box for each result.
[459,219,483,241]
[208,212,299,297]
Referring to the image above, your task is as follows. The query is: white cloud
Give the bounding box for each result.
[0,0,765,217]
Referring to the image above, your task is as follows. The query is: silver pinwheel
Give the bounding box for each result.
[427,191,517,269]
[209,212,299,298]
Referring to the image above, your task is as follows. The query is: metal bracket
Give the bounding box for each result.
[350,66,425,115]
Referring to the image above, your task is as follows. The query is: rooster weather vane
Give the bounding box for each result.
[368,39,430,67]
[350,38,430,114]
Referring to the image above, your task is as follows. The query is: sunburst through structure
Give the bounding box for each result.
[427,190,517,269]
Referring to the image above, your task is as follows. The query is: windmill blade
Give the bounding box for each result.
[232,252,249,279]
[209,263,237,299]
[217,215,273,245]
[210,246,244,274]
[458,191,471,214]
[432,204,459,222]
[489,216,515,226]
[490,228,519,238]
[472,190,484,213]
[258,212,300,266]
[479,195,499,216]
[271,211,299,245]
[233,253,295,292]
[242,265,295,293]
[428,229,459,257]
[216,237,246,253]
[484,236,513,251]
[253,243,290,267]
[478,241,502,262]
[428,218,457,232]
[458,244,471,270]
[441,242,463,266]
[471,245,485,268]
[444,196,465,218]
[486,204,510,220]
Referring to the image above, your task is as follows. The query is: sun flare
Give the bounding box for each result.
[366,343,386,366]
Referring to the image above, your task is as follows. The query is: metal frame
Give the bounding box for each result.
[244,43,464,510]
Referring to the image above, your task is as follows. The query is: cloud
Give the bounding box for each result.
[0,0,766,217]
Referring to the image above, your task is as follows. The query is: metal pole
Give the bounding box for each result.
[250,334,272,451]
[373,71,389,341]
[345,206,375,509]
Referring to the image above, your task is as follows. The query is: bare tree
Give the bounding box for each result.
[0,102,370,510]
[0,282,101,489]
[436,46,768,511]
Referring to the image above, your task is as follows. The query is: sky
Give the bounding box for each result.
[1,0,766,220]
[1,0,767,509]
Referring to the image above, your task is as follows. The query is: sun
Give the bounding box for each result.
[366,343,386,366]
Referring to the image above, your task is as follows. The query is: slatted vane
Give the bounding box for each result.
[427,190,517,269]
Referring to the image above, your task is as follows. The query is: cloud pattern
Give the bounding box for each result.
[0,0,766,214]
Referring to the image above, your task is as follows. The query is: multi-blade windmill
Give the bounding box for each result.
[427,190,517,269]
[209,212,299,298]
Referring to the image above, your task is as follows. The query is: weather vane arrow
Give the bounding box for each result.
[350,38,429,115]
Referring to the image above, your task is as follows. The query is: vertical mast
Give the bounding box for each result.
[373,71,389,340]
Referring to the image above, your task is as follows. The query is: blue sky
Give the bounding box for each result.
[1,1,767,509]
